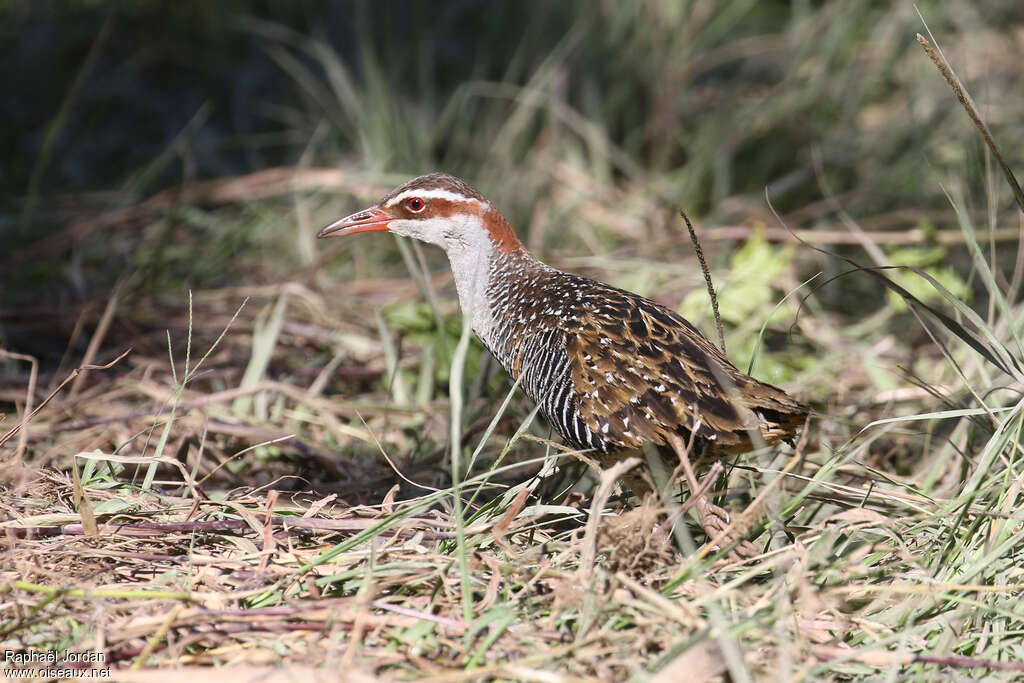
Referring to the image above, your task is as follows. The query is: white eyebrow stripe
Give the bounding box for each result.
[385,189,484,207]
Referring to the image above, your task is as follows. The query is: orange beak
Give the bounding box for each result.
[317,206,392,238]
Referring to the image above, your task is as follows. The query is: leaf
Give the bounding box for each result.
[883,246,970,313]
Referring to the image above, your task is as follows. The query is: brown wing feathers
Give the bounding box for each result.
[563,277,806,453]
[481,252,805,457]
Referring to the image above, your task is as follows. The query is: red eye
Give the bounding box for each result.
[406,197,425,212]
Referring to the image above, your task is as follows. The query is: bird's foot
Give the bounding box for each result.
[694,496,759,561]
[662,433,760,560]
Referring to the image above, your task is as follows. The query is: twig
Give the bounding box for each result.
[69,282,121,398]
[680,209,726,353]
[1,515,486,540]
[914,654,1024,671]
[15,168,389,261]
[915,31,1024,213]
[0,348,132,449]
[814,643,1024,672]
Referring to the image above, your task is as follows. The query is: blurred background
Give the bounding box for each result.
[2,0,1023,496]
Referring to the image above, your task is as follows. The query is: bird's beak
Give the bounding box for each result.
[317,206,392,238]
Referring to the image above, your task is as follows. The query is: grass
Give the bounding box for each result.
[2,1,1024,679]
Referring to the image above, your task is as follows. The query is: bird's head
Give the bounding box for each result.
[317,173,522,255]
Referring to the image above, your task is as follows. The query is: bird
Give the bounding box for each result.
[319,172,808,552]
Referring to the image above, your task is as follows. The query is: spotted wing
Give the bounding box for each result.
[563,280,806,452]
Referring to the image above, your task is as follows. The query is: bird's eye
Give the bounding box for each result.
[406,197,425,213]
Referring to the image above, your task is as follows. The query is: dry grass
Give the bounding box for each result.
[3,2,1024,680]
[4,188,1024,678]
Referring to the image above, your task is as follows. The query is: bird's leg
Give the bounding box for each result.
[672,437,731,537]
[664,433,758,559]
[661,460,721,529]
